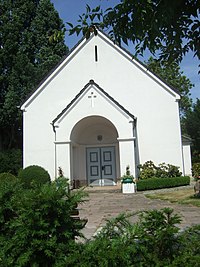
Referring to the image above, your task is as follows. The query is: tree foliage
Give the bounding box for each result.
[0,0,68,150]
[68,0,200,69]
[0,149,22,175]
[184,99,200,162]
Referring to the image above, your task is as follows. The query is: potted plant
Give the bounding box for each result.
[121,165,136,194]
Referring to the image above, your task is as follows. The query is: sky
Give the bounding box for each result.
[51,0,199,101]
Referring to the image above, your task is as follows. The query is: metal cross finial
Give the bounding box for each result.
[88,91,97,107]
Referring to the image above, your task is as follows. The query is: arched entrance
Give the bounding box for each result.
[70,116,120,186]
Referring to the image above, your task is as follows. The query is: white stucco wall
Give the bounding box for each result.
[22,31,183,180]
[182,143,192,176]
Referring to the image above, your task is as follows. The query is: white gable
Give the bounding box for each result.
[21,31,180,112]
[52,80,136,140]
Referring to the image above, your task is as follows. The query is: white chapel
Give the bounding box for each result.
[21,31,192,186]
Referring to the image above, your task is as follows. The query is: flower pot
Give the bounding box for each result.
[122,182,136,194]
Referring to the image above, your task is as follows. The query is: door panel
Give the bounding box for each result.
[86,147,116,186]
[101,147,116,179]
[87,148,101,180]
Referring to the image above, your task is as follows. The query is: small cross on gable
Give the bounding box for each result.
[88,91,97,107]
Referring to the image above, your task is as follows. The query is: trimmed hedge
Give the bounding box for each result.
[136,176,190,191]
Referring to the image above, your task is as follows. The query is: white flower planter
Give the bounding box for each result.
[122,183,136,194]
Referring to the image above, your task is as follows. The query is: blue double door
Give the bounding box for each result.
[86,147,116,186]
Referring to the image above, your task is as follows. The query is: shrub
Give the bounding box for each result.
[170,224,200,266]
[66,208,190,267]
[18,165,51,188]
[0,177,22,244]
[192,163,200,179]
[137,176,190,191]
[0,149,22,175]
[138,161,182,179]
[0,177,87,266]
[156,162,168,178]
[138,160,157,179]
[167,164,182,177]
[0,172,16,184]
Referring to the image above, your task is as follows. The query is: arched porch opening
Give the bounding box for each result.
[70,115,120,186]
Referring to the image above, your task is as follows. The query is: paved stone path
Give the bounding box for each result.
[78,186,200,239]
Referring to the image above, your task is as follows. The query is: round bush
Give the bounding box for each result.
[18,165,51,188]
[0,172,17,183]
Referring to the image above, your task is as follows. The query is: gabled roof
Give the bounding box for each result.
[52,79,136,125]
[21,30,180,110]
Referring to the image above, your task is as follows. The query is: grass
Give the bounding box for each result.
[146,188,200,207]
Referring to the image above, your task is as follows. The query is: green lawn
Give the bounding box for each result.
[146,188,200,207]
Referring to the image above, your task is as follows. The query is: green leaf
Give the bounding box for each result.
[66,22,73,28]
[86,4,91,13]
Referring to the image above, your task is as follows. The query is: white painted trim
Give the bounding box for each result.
[54,141,71,144]
[117,137,136,142]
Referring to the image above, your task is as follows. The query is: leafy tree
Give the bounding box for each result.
[146,57,193,117]
[0,0,68,150]
[68,1,200,69]
[184,99,200,162]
